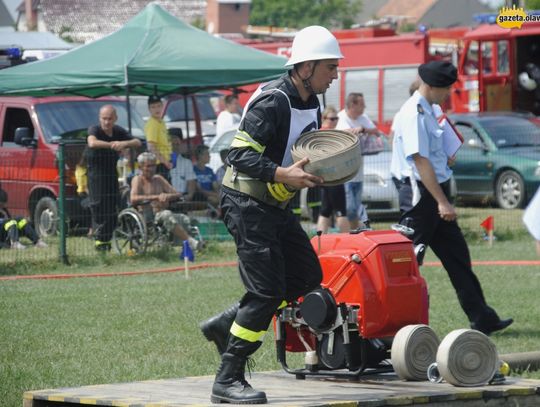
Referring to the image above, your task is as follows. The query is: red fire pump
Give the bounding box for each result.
[274,226,429,379]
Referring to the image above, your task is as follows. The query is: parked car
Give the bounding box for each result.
[362,137,400,219]
[449,112,540,209]
[208,129,236,172]
[0,96,146,236]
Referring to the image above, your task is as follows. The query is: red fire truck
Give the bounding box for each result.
[237,22,540,133]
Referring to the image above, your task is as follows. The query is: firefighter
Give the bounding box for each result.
[393,60,513,336]
[200,26,343,404]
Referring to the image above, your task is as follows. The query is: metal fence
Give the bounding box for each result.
[0,140,536,269]
[0,142,231,268]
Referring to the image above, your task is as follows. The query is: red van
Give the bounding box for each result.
[0,96,145,236]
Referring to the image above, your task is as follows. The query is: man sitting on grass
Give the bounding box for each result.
[0,185,47,250]
[130,152,202,252]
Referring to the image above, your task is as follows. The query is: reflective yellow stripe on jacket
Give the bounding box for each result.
[230,130,265,153]
[228,130,295,204]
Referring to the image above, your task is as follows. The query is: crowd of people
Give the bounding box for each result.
[78,98,239,253]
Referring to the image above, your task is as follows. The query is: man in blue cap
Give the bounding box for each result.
[392,60,513,336]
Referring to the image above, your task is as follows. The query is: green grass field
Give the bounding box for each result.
[1,208,539,407]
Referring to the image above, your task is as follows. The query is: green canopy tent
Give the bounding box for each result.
[0,3,286,97]
[0,3,287,140]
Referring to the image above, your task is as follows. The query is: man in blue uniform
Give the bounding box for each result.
[200,26,343,404]
[393,60,513,336]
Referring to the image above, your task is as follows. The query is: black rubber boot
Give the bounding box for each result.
[200,303,239,355]
[211,353,267,404]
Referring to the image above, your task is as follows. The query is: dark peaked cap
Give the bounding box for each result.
[418,61,457,87]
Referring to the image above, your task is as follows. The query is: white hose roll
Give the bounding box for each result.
[436,329,498,387]
[391,324,440,381]
[291,130,361,186]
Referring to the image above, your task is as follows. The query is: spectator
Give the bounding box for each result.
[216,94,241,139]
[0,186,47,249]
[169,131,198,201]
[75,148,93,237]
[336,92,381,229]
[215,148,229,185]
[169,128,189,167]
[144,95,172,180]
[130,152,201,251]
[316,106,350,233]
[193,144,220,207]
[87,105,142,251]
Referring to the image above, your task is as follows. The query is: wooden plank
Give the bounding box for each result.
[23,371,540,407]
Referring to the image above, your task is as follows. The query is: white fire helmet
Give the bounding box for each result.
[519,71,537,91]
[285,26,344,67]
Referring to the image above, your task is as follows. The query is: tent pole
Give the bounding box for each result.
[125,85,133,136]
[183,90,191,155]
[124,63,133,136]
[125,81,135,176]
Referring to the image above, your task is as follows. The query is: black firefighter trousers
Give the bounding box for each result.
[220,188,323,357]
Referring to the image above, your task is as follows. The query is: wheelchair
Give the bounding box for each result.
[112,199,205,255]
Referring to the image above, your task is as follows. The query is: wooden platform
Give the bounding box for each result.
[23,370,540,407]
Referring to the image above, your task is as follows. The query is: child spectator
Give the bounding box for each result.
[144,95,172,180]
[75,148,93,236]
[193,144,220,207]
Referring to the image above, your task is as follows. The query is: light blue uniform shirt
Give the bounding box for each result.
[390,110,411,180]
[395,91,452,184]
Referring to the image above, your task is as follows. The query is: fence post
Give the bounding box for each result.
[57,141,69,265]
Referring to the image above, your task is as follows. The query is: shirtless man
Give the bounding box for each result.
[130,152,201,251]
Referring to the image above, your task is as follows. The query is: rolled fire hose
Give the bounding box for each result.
[436,329,498,387]
[291,129,361,186]
[391,324,440,381]
[499,351,540,372]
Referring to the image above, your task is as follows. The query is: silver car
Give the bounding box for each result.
[362,139,400,219]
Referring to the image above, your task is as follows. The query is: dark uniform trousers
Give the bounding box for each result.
[0,216,40,245]
[399,180,499,326]
[221,188,323,357]
[88,173,120,243]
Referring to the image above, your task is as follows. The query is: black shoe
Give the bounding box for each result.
[471,318,513,335]
[95,241,111,252]
[200,303,239,355]
[211,353,267,404]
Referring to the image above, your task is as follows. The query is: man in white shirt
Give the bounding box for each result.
[169,132,197,200]
[336,92,380,228]
[216,95,241,139]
